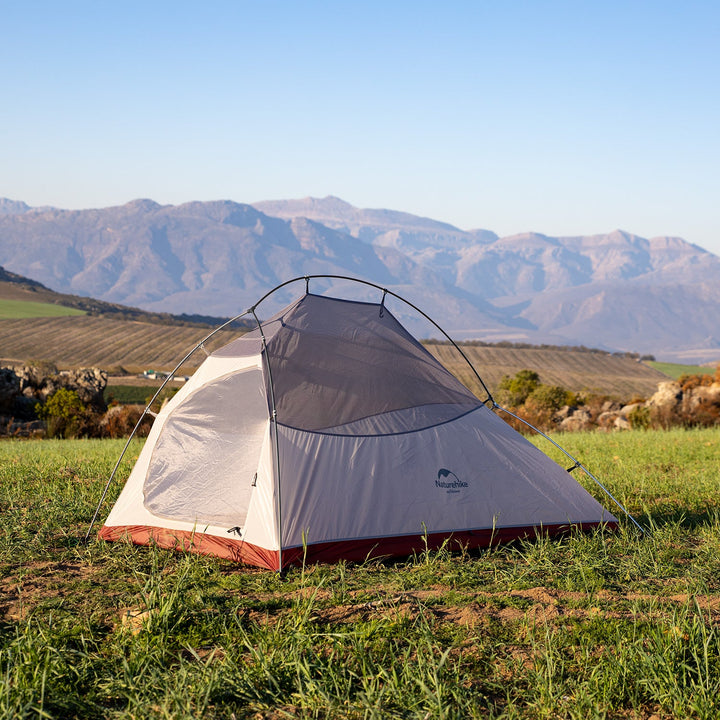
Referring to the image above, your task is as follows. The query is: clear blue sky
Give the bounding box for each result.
[2,1,719,253]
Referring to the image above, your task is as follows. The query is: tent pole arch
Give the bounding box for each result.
[249,274,495,404]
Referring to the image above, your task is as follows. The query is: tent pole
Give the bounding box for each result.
[250,307,284,573]
[251,275,495,404]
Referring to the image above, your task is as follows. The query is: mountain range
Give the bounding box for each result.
[1,196,718,363]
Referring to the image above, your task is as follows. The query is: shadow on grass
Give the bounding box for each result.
[636,505,720,530]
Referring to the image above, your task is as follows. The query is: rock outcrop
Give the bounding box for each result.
[0,367,20,413]
[550,376,720,432]
[13,365,108,409]
[0,365,108,435]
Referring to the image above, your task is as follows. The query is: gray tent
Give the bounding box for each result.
[97,280,619,570]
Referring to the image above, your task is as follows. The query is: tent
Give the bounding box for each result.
[97,281,619,570]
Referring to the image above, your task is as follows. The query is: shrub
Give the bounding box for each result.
[627,405,650,430]
[496,369,540,407]
[527,383,570,411]
[101,404,153,438]
[35,388,93,438]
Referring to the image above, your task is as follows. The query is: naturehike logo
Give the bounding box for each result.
[435,468,468,494]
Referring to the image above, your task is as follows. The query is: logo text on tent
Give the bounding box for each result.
[435,468,468,494]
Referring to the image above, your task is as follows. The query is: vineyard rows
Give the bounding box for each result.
[0,317,238,372]
[0,316,668,397]
[429,344,668,398]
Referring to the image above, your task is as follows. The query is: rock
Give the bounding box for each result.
[14,364,54,400]
[553,405,577,422]
[601,400,622,413]
[683,383,720,412]
[647,381,682,410]
[0,368,20,412]
[619,402,645,417]
[558,408,592,432]
[596,411,620,429]
[613,415,631,430]
[14,365,108,410]
[57,368,108,409]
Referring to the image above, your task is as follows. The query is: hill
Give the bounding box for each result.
[0,264,250,328]
[0,315,239,372]
[1,197,718,363]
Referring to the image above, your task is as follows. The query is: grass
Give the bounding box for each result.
[647,361,717,380]
[0,428,719,718]
[0,299,86,319]
[104,385,180,406]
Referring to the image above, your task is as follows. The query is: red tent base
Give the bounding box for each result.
[99,520,617,571]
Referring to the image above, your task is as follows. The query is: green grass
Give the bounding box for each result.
[1,429,720,718]
[104,385,179,406]
[647,360,717,380]
[0,298,86,319]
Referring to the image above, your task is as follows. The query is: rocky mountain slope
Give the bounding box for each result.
[0,196,718,362]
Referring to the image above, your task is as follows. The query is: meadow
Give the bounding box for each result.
[0,299,86,320]
[647,361,716,381]
[1,428,719,719]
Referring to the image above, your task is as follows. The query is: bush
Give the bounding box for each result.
[496,369,540,407]
[35,388,95,438]
[101,404,153,438]
[527,383,570,411]
[627,405,650,430]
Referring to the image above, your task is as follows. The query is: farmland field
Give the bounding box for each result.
[0,298,86,319]
[0,316,238,373]
[104,383,180,405]
[1,428,719,718]
[647,360,717,380]
[0,315,669,398]
[428,344,669,400]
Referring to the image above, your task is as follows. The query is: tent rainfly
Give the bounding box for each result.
[96,280,621,570]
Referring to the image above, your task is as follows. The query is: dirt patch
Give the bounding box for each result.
[4,560,720,633]
[1,560,105,621]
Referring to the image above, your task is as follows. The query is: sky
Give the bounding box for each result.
[2,1,719,254]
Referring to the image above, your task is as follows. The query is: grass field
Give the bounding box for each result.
[0,298,86,319]
[647,361,717,380]
[104,384,180,406]
[1,429,720,718]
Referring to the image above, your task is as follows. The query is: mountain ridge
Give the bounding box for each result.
[0,196,718,363]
